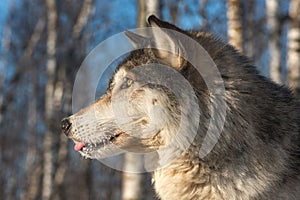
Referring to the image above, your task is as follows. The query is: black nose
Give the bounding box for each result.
[61,118,72,136]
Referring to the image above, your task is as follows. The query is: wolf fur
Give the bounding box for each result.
[62,16,300,199]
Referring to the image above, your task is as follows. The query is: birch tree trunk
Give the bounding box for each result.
[266,0,282,84]
[42,0,58,199]
[122,1,161,199]
[23,16,46,200]
[24,89,42,200]
[137,0,160,27]
[288,0,300,97]
[227,0,244,52]
[53,2,94,199]
[72,0,93,39]
[137,0,146,28]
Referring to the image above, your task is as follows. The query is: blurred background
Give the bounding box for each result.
[0,0,299,199]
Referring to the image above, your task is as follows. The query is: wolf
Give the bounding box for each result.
[61,16,300,199]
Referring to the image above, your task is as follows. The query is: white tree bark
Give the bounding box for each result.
[288,0,300,96]
[146,0,160,18]
[137,0,160,27]
[42,0,58,199]
[23,86,39,200]
[227,0,244,52]
[122,1,161,200]
[72,0,94,39]
[122,154,145,200]
[266,0,282,84]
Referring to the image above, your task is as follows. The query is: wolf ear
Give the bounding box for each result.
[147,15,182,32]
[147,15,186,70]
[125,30,150,49]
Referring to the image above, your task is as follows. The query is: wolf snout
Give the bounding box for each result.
[61,118,72,136]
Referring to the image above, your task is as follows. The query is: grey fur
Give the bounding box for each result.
[62,16,300,199]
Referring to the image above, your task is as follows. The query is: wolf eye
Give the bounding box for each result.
[121,77,134,89]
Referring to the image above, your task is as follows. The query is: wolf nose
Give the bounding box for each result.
[61,118,72,136]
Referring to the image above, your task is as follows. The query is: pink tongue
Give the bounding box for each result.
[74,142,85,151]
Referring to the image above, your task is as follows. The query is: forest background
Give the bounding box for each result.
[0,0,299,199]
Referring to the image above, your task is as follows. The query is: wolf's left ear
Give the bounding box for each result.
[125,30,150,49]
[147,15,186,70]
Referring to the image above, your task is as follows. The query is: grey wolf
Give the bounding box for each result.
[61,16,300,199]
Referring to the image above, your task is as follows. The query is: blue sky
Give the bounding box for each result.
[0,0,9,75]
[0,0,289,80]
[0,0,10,30]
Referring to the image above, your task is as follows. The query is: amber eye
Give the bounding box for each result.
[121,77,134,89]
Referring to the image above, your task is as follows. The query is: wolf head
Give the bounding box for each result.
[61,16,211,161]
[61,14,244,167]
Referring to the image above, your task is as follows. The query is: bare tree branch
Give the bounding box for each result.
[24,15,46,57]
[72,0,94,39]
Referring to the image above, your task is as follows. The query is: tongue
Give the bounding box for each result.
[74,142,85,151]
